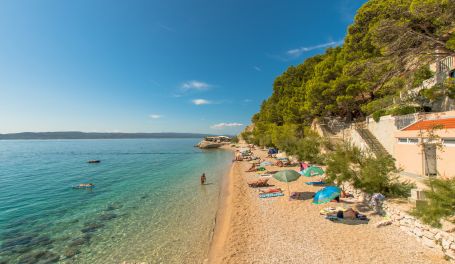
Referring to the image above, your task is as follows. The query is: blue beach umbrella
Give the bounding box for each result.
[312,186,341,205]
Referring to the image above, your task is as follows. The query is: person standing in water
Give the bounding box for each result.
[200,173,206,185]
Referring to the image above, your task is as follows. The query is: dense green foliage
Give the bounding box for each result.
[325,143,414,197]
[412,178,455,227]
[230,135,239,144]
[249,0,454,143]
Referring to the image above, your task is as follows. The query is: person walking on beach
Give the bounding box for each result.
[200,173,206,185]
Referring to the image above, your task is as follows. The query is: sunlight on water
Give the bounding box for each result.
[0,139,232,264]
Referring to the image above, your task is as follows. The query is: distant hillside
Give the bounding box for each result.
[0,132,215,140]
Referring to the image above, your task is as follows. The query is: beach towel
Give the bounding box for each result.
[319,207,337,215]
[259,192,284,198]
[325,216,369,225]
[305,181,326,186]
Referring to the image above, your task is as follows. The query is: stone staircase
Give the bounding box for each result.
[355,127,390,157]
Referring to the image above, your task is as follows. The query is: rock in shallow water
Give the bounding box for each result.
[98,212,117,221]
[64,247,81,258]
[18,250,60,264]
[105,203,123,211]
[81,222,104,233]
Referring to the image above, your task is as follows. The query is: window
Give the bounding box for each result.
[398,138,419,144]
[443,138,455,146]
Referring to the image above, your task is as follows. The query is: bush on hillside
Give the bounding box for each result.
[411,178,455,228]
[388,105,420,116]
[372,109,387,122]
[230,136,239,144]
[325,143,414,197]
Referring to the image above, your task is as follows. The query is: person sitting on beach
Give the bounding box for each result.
[200,173,206,185]
[246,163,257,172]
[300,162,309,171]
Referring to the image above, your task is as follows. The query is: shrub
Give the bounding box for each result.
[372,109,387,122]
[355,154,413,197]
[412,65,434,87]
[325,143,362,186]
[388,105,419,116]
[230,135,239,143]
[411,178,455,227]
[361,96,394,115]
[325,143,414,197]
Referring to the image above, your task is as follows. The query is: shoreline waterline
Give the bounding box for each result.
[207,146,236,263]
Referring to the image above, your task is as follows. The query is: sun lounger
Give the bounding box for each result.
[259,192,284,198]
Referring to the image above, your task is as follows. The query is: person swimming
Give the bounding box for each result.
[200,173,206,185]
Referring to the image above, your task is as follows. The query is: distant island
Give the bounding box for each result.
[0,132,216,140]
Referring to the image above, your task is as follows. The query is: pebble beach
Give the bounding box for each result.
[208,145,447,264]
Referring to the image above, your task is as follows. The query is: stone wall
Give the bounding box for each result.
[347,129,370,153]
[342,183,455,261]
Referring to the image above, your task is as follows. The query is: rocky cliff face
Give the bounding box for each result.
[195,141,223,149]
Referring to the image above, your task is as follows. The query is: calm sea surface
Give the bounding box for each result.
[0,139,232,264]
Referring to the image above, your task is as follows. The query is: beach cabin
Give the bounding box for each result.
[394,113,455,178]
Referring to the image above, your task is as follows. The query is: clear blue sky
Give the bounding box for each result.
[0,0,366,134]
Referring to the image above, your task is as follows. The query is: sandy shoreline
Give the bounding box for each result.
[208,145,447,264]
[207,160,236,264]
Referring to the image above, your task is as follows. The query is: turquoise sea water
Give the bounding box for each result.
[0,139,233,264]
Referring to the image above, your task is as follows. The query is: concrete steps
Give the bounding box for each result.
[356,128,390,157]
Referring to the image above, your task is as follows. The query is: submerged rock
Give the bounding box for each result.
[18,250,60,264]
[68,235,90,247]
[105,203,122,211]
[1,235,34,249]
[81,222,104,233]
[64,247,80,258]
[30,236,53,247]
[98,212,117,221]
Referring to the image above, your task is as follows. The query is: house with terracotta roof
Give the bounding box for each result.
[394,111,455,178]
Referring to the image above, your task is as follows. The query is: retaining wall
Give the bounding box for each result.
[342,183,455,260]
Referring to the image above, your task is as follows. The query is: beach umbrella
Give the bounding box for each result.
[260,161,273,167]
[273,170,301,195]
[313,186,341,205]
[300,166,325,177]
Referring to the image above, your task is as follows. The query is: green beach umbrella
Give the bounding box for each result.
[300,166,324,177]
[273,170,301,195]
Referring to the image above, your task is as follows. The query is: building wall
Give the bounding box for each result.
[394,140,423,175]
[394,129,455,178]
